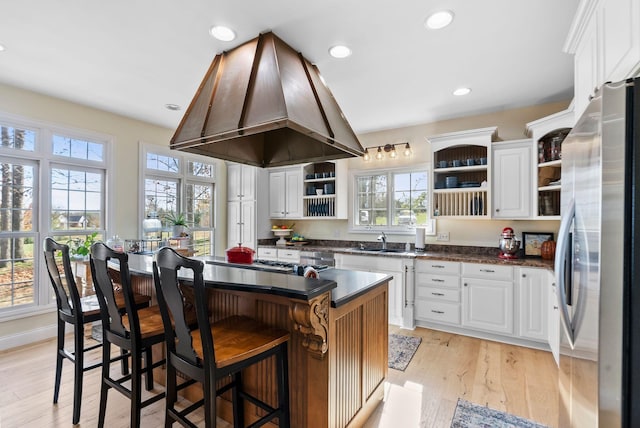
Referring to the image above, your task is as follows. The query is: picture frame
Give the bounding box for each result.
[522,232,555,258]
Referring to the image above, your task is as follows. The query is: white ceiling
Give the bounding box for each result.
[0,0,578,134]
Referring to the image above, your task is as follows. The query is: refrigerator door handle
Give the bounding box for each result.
[555,197,575,348]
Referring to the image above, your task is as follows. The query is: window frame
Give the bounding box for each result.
[349,164,435,235]
[0,112,112,320]
[139,142,218,255]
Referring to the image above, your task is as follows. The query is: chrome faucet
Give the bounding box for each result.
[377,231,387,250]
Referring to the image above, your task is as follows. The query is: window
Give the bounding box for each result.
[0,117,110,316]
[351,166,433,234]
[141,143,217,256]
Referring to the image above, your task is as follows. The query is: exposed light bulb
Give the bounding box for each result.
[389,146,397,158]
[363,148,371,161]
[403,143,412,157]
[375,147,383,160]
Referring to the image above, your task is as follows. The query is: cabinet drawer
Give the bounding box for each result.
[416,286,459,303]
[277,248,300,262]
[416,260,460,275]
[416,300,460,325]
[257,247,277,260]
[462,263,513,281]
[416,272,459,289]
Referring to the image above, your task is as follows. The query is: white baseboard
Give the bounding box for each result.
[0,323,59,351]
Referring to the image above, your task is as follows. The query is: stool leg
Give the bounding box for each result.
[131,352,142,428]
[277,344,290,428]
[232,371,244,428]
[143,346,154,390]
[97,340,111,428]
[53,318,65,404]
[72,323,84,424]
[165,361,177,428]
[204,374,218,428]
[121,347,129,375]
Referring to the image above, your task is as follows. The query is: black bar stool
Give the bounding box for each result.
[90,242,165,428]
[43,237,151,425]
[153,246,291,427]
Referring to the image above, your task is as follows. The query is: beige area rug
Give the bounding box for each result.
[388,334,421,371]
[450,399,549,428]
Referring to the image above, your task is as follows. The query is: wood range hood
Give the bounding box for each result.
[170,31,364,168]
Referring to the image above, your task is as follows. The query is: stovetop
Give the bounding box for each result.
[253,259,330,274]
[201,256,329,275]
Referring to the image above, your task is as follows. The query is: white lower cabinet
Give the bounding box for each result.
[336,254,409,327]
[518,267,548,342]
[462,276,514,335]
[461,263,514,335]
[415,260,461,326]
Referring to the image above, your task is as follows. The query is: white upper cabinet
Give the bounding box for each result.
[428,127,496,218]
[565,0,640,117]
[227,163,256,201]
[491,140,532,219]
[526,108,574,219]
[269,166,303,219]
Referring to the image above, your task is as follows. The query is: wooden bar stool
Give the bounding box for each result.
[153,247,291,427]
[43,237,151,425]
[90,242,165,428]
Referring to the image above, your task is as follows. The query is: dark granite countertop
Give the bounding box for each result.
[258,243,555,271]
[317,269,391,308]
[125,253,336,301]
[124,253,391,307]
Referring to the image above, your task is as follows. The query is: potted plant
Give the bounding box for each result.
[164,212,189,237]
[68,231,99,260]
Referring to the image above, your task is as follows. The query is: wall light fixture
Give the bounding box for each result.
[363,142,412,161]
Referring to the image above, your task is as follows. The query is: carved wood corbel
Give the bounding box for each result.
[289,292,329,358]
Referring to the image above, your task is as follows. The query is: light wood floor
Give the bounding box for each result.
[0,325,559,428]
[364,325,560,428]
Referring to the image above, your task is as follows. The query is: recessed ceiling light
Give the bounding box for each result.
[453,87,471,96]
[0,44,6,52]
[425,10,454,30]
[329,45,352,59]
[209,25,236,42]
[165,103,181,111]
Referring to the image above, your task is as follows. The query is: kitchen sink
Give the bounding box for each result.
[349,248,406,253]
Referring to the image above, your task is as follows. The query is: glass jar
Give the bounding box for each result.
[142,212,162,239]
[107,235,124,252]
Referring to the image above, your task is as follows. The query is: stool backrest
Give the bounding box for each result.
[90,242,135,340]
[153,247,212,368]
[43,237,82,320]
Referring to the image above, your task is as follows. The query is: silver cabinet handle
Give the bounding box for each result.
[432,264,445,269]
[480,268,495,273]
[432,278,444,283]
[431,310,445,314]
[431,292,445,296]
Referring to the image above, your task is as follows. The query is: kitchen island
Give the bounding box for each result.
[121,254,391,428]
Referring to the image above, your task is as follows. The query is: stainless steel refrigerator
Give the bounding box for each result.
[555,77,640,427]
